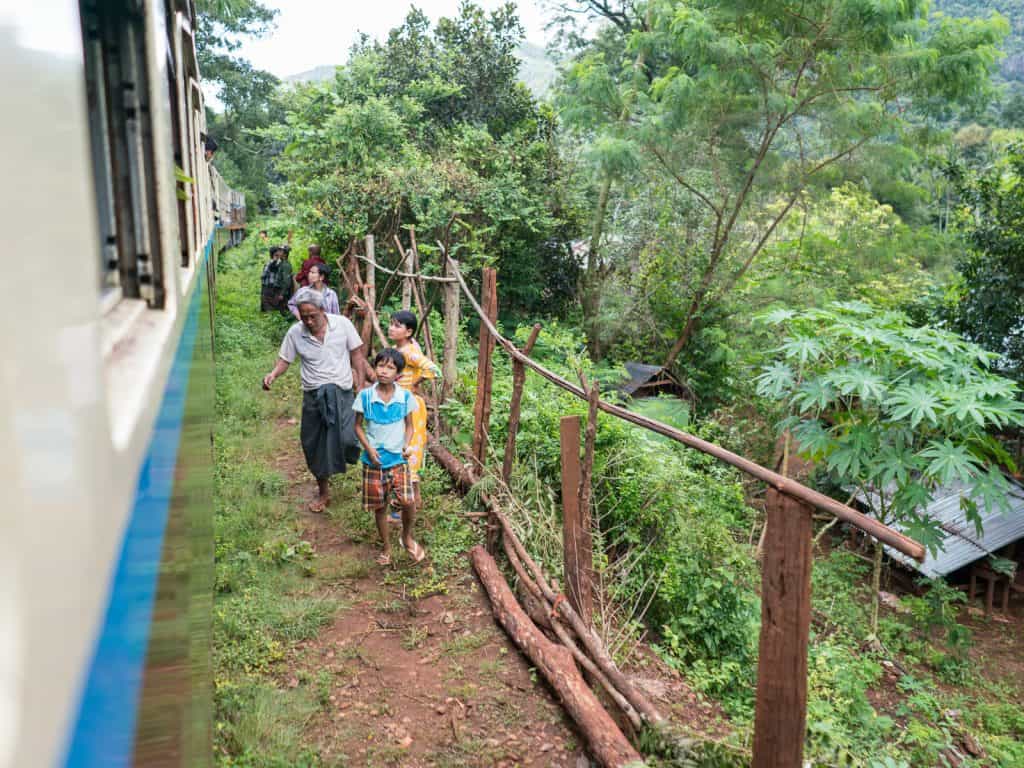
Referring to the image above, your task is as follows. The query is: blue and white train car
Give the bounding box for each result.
[1,1,241,765]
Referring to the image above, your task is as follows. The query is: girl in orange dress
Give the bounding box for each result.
[388,311,441,517]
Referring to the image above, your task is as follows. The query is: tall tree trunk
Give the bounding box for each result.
[582,176,612,360]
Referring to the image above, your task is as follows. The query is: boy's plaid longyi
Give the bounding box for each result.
[362,464,415,512]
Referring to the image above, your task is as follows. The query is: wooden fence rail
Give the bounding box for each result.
[356,243,925,768]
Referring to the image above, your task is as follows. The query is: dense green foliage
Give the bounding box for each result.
[557,0,1007,366]
[264,4,580,315]
[197,0,282,209]
[758,302,1023,552]
[207,1,1024,764]
[948,142,1024,381]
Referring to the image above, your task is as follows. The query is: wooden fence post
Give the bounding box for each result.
[561,415,593,624]
[471,267,497,470]
[362,234,376,349]
[442,256,460,401]
[752,489,813,768]
[501,323,542,484]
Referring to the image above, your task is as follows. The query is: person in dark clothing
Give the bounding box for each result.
[260,246,293,313]
[262,288,368,512]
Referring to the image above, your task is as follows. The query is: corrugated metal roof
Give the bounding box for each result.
[621,362,665,396]
[859,481,1024,577]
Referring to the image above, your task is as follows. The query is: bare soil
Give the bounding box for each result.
[268,421,726,767]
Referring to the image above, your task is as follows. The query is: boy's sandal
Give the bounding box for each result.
[403,540,427,564]
[308,498,328,513]
[376,552,392,566]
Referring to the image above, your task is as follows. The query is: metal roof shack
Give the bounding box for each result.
[860,480,1024,578]
[620,362,687,398]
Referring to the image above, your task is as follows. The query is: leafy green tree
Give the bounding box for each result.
[196,0,281,210]
[559,0,1007,368]
[756,302,1024,633]
[948,142,1024,382]
[267,4,580,315]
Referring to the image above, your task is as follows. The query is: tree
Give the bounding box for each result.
[559,0,1007,367]
[756,302,1024,633]
[196,0,281,210]
[948,142,1024,383]
[266,4,580,315]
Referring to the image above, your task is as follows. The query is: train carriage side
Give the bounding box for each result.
[1,1,241,766]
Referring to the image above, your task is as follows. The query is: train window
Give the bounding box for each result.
[79,0,166,309]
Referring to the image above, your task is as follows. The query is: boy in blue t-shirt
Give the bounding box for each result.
[352,349,426,565]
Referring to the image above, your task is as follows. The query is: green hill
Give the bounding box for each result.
[933,0,1024,80]
[282,42,556,96]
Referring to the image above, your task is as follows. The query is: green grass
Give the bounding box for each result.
[212,226,486,766]
[213,230,342,766]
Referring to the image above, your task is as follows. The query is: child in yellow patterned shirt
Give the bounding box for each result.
[387,311,442,518]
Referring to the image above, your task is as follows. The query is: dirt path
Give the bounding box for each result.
[272,424,592,767]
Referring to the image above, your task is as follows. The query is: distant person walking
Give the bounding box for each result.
[295,244,327,288]
[252,229,269,260]
[262,288,370,512]
[260,245,292,313]
[287,263,340,318]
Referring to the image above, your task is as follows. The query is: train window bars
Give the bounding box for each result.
[79,0,166,309]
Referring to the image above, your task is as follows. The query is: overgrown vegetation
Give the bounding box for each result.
[206,0,1024,764]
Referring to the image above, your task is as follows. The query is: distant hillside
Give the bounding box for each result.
[281,42,558,96]
[932,0,1024,80]
[282,65,338,85]
[516,41,558,97]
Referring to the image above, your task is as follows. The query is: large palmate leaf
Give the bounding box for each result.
[920,440,982,486]
[824,365,888,404]
[885,384,942,428]
[755,362,796,399]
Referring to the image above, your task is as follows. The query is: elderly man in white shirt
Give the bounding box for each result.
[263,287,372,512]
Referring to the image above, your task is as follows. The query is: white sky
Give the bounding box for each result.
[237,1,554,79]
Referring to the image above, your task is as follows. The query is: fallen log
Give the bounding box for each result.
[470,546,645,768]
[427,434,665,728]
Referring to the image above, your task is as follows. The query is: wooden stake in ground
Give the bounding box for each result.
[362,235,377,349]
[471,267,497,471]
[501,323,542,484]
[752,489,814,768]
[470,546,644,768]
[561,415,594,625]
[401,228,414,310]
[442,255,460,401]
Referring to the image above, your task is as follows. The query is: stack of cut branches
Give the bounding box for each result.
[429,437,665,768]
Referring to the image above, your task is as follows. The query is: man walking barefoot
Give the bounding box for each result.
[263,288,371,512]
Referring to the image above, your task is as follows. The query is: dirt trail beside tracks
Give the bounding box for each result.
[271,424,591,767]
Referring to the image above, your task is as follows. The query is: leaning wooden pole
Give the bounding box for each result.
[752,490,814,768]
[470,546,644,768]
[501,323,542,484]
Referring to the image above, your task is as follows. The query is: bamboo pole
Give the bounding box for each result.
[470,267,497,471]
[501,323,542,484]
[442,257,460,401]
[401,228,414,310]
